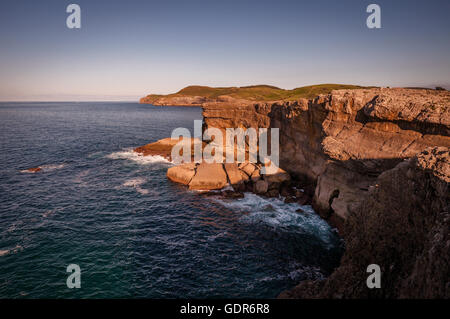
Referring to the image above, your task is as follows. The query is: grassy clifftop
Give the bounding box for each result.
[141,84,366,104]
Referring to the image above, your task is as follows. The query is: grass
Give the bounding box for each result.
[142,84,368,102]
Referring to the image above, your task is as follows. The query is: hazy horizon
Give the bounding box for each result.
[0,83,448,103]
[1,0,449,101]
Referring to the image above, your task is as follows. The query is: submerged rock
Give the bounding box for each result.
[254,179,268,194]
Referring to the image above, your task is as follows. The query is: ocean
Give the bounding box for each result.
[0,102,343,298]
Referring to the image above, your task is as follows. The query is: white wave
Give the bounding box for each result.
[136,188,149,195]
[20,169,37,174]
[106,149,172,165]
[215,193,337,247]
[42,209,57,218]
[40,164,66,171]
[122,178,150,195]
[286,263,325,281]
[122,177,146,187]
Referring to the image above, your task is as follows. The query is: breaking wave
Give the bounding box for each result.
[106,148,172,165]
[215,193,339,249]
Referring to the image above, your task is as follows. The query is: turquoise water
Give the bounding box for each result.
[0,102,342,298]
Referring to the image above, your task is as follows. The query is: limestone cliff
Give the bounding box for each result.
[202,87,450,298]
[202,88,450,227]
[279,147,449,298]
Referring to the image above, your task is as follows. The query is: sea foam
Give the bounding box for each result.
[106,148,172,165]
[215,193,338,248]
[122,177,150,195]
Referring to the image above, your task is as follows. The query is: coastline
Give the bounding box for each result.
[138,87,450,298]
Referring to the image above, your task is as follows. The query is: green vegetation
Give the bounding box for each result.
[143,84,368,102]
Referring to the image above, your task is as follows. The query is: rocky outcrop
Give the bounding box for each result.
[167,161,291,194]
[134,137,203,161]
[202,88,450,227]
[165,163,197,185]
[188,163,229,190]
[135,137,293,195]
[279,147,449,298]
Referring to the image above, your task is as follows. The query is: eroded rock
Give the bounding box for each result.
[134,137,203,161]
[279,147,450,299]
[167,163,196,185]
[189,163,229,190]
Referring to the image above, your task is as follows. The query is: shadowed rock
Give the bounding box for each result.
[279,147,449,299]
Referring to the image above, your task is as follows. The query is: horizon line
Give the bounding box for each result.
[0,100,139,103]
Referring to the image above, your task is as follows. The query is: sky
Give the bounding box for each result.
[0,0,449,101]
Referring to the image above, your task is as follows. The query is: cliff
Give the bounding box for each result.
[136,86,449,298]
[279,147,449,298]
[202,88,450,227]
[201,87,450,298]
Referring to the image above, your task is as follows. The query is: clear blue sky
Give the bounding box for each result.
[0,0,449,101]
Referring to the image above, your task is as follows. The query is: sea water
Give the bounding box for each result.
[0,102,343,298]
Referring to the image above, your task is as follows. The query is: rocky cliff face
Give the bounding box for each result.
[279,147,449,298]
[202,88,450,228]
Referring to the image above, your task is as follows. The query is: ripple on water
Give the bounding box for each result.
[0,102,343,298]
